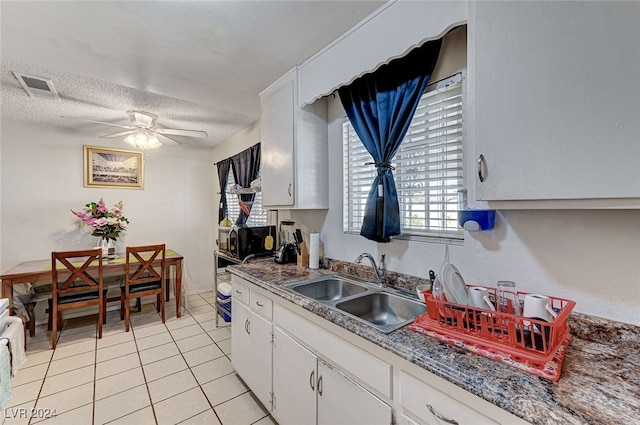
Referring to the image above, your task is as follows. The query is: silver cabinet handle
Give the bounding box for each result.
[244,318,250,335]
[255,301,264,308]
[477,154,487,182]
[426,404,459,425]
[235,289,243,295]
[317,375,323,396]
[309,370,315,391]
[287,183,292,197]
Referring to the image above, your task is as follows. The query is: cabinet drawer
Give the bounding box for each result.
[231,279,250,306]
[250,291,273,320]
[400,371,498,425]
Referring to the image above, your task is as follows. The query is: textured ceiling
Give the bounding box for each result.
[0,0,385,148]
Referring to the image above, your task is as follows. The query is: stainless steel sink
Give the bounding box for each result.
[285,277,369,301]
[285,275,426,333]
[335,292,427,333]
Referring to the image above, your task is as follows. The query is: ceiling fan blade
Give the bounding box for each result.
[99,130,135,139]
[155,133,182,147]
[128,110,157,128]
[61,116,133,129]
[155,128,208,138]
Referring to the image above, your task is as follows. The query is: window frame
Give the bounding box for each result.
[226,169,267,227]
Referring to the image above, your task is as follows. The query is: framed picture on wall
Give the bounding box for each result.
[83,145,144,189]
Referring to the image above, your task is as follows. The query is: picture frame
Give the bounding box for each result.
[83,145,144,189]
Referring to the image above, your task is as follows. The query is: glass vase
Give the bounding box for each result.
[96,237,112,258]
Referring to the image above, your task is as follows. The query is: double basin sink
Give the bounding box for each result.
[284,276,426,333]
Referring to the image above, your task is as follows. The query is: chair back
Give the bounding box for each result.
[125,244,166,288]
[51,249,103,300]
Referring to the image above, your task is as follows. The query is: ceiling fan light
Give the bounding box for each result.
[123,131,161,149]
[134,132,147,145]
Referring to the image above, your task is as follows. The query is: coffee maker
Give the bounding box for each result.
[275,243,297,264]
[275,220,298,264]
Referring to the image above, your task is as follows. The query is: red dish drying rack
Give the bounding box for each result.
[409,286,576,381]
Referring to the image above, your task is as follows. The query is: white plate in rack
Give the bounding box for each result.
[440,262,468,306]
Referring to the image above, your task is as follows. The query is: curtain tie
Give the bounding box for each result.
[366,161,395,176]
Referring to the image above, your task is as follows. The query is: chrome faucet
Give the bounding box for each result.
[355,253,387,287]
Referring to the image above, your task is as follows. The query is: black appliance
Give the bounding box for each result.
[275,243,298,264]
[227,225,276,260]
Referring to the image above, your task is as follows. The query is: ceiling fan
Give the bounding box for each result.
[64,110,208,149]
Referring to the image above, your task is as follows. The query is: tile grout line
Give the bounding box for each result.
[126,305,160,425]
[92,324,98,425]
[170,294,219,417]
[167,293,228,424]
[194,295,246,423]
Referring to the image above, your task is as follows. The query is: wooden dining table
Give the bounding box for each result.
[0,249,184,319]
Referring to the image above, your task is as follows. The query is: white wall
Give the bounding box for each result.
[211,121,260,170]
[0,119,216,294]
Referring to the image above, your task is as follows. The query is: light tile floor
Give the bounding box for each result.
[4,293,277,425]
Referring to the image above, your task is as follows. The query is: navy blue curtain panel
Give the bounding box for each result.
[216,158,231,223]
[339,39,442,242]
[231,143,261,226]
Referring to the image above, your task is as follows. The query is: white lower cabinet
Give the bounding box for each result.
[317,359,391,425]
[230,281,273,410]
[272,326,391,425]
[231,276,528,425]
[272,327,317,424]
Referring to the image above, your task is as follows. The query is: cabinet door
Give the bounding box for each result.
[473,1,640,202]
[248,312,273,410]
[272,327,318,425]
[317,359,391,425]
[230,299,252,382]
[261,77,295,207]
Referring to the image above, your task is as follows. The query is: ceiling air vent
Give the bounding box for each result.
[12,71,60,101]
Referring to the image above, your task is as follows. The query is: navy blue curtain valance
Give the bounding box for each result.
[338,39,442,242]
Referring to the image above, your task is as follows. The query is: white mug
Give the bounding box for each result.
[467,287,495,311]
[415,284,429,304]
[522,294,558,322]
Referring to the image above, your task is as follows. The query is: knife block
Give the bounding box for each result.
[297,242,309,267]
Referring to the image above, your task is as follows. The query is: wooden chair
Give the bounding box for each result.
[51,248,104,349]
[102,274,126,324]
[122,244,166,332]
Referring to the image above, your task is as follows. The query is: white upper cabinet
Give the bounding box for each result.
[260,68,329,209]
[260,72,295,207]
[470,1,640,206]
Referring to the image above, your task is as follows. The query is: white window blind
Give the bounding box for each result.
[343,74,464,239]
[226,170,267,227]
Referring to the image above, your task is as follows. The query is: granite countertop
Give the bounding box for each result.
[227,259,640,425]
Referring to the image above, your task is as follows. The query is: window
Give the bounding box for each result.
[226,170,267,227]
[343,74,464,240]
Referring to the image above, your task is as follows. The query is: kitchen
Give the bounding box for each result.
[1,1,639,424]
[215,1,639,423]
